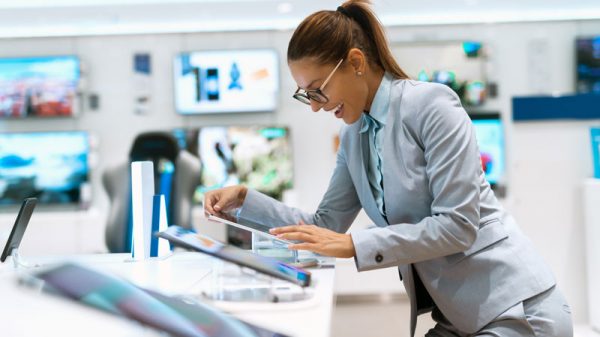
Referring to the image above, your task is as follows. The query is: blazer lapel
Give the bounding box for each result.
[358,130,388,227]
[382,80,406,224]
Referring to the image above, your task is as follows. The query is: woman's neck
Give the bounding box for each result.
[363,67,386,113]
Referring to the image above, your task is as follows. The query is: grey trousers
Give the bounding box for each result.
[425,286,573,337]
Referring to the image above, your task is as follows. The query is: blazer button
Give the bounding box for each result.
[375,253,383,263]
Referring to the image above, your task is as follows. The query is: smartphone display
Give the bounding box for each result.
[156,226,311,287]
[27,263,289,337]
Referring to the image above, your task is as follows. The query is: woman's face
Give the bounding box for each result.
[288,57,368,125]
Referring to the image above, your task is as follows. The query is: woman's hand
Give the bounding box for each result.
[270,220,356,258]
[203,185,248,218]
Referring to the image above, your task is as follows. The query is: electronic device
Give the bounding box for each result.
[207,214,294,245]
[155,226,311,287]
[22,262,289,337]
[576,36,600,94]
[469,113,505,188]
[1,198,37,262]
[173,49,278,114]
[179,126,293,203]
[0,131,89,206]
[0,55,80,118]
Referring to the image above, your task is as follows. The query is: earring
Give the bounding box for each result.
[356,71,363,76]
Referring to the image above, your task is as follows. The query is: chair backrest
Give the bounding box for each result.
[103,132,200,253]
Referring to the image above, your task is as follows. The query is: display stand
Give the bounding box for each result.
[198,260,311,303]
[8,248,39,269]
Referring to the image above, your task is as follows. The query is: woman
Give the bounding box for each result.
[204,1,573,336]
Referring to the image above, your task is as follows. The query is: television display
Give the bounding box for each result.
[173,49,278,114]
[173,126,293,203]
[469,113,505,187]
[0,131,89,206]
[576,37,600,94]
[0,56,80,118]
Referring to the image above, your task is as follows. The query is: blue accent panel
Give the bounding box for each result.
[150,195,162,258]
[513,94,600,121]
[592,127,600,179]
[159,171,173,225]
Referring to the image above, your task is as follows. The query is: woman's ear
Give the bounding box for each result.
[347,48,366,76]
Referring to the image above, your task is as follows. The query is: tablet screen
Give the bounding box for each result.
[207,215,294,245]
[156,226,310,287]
[30,263,289,337]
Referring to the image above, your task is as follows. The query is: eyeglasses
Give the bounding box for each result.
[293,58,344,105]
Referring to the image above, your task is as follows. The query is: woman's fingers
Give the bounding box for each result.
[270,224,317,235]
[277,232,318,243]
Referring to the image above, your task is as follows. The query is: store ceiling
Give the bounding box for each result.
[0,0,599,38]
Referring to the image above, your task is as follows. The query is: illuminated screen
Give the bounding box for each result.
[0,131,89,206]
[470,114,505,186]
[174,49,278,114]
[157,226,311,287]
[0,56,79,118]
[33,263,289,337]
[173,126,293,203]
[576,37,600,94]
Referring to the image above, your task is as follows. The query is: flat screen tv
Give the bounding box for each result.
[173,49,278,114]
[0,131,89,206]
[469,113,505,188]
[0,55,80,118]
[576,36,600,94]
[173,126,293,202]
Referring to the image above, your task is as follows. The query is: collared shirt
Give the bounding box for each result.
[359,72,393,218]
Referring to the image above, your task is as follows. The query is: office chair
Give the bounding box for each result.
[103,132,200,253]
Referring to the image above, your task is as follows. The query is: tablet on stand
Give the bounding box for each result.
[207,213,318,268]
[1,198,38,269]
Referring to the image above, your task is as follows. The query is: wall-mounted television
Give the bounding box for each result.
[0,56,80,118]
[0,131,89,206]
[576,36,600,94]
[173,49,279,114]
[469,113,505,189]
[173,126,293,202]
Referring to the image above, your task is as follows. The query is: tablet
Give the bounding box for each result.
[207,214,294,245]
[155,226,311,287]
[1,198,37,263]
[23,262,290,337]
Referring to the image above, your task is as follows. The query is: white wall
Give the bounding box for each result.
[0,19,599,324]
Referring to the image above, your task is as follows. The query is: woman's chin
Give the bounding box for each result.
[343,113,361,125]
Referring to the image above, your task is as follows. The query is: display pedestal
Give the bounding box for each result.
[251,233,318,267]
[583,178,600,332]
[8,248,39,270]
[197,260,311,303]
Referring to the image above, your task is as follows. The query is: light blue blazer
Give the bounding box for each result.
[239,79,555,335]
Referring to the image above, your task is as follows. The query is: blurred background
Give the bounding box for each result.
[0,1,599,336]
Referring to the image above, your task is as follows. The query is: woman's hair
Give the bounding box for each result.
[287,0,408,79]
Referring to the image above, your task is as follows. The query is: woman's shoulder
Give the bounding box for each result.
[394,79,459,104]
[391,79,462,120]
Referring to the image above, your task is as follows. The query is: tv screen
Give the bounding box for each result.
[0,56,80,118]
[576,37,600,94]
[0,131,89,206]
[469,113,505,187]
[173,126,293,202]
[173,49,278,114]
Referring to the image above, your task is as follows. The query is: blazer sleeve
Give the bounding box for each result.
[238,130,362,234]
[352,83,481,271]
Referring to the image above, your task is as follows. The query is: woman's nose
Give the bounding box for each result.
[309,100,322,112]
